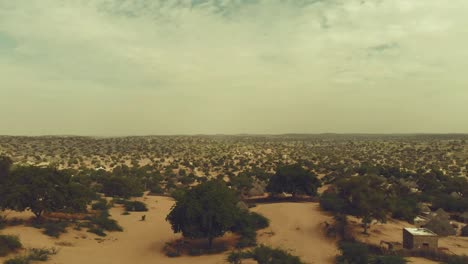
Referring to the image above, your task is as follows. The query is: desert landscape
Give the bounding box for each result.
[1,1,468,263]
[0,135,467,264]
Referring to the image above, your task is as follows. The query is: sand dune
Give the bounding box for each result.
[1,197,338,264]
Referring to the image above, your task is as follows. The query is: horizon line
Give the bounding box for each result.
[1,133,468,138]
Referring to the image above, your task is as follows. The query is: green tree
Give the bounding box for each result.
[266,164,321,197]
[230,172,254,197]
[166,180,240,248]
[0,156,13,212]
[0,156,12,181]
[100,176,143,198]
[335,175,390,234]
[2,166,90,218]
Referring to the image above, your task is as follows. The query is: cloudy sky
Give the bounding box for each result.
[1,0,467,135]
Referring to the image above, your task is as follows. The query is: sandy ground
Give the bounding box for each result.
[253,203,339,264]
[0,198,338,264]
[350,216,468,256]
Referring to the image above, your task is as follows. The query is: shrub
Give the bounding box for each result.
[92,199,110,211]
[92,216,122,232]
[27,247,58,261]
[124,201,148,212]
[236,228,257,248]
[227,251,251,264]
[43,222,68,238]
[320,191,346,213]
[150,184,164,195]
[461,225,468,237]
[4,256,29,264]
[336,241,369,264]
[249,245,305,264]
[3,247,57,264]
[248,212,270,230]
[371,255,407,264]
[232,211,270,233]
[0,235,22,257]
[87,227,106,237]
[231,211,269,249]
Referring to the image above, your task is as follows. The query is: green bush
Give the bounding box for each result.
[236,228,257,248]
[90,215,123,232]
[227,245,305,264]
[0,235,22,257]
[92,199,110,211]
[248,212,270,230]
[227,251,251,264]
[4,256,29,264]
[320,191,346,213]
[232,211,270,233]
[250,245,305,264]
[3,247,57,264]
[27,248,58,261]
[336,241,369,264]
[124,201,148,212]
[43,222,68,238]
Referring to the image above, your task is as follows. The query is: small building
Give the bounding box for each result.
[403,228,438,250]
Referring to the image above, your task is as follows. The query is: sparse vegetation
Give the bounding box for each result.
[0,235,22,257]
[124,201,148,212]
[227,245,306,264]
[3,247,57,264]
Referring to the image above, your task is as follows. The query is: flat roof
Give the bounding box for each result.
[404,228,437,236]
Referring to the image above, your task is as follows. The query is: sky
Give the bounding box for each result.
[1,0,467,136]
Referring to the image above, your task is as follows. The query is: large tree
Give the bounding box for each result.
[166,180,241,248]
[2,166,91,218]
[335,175,390,234]
[266,164,321,197]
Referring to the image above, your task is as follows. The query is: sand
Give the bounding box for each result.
[350,216,468,257]
[0,198,338,264]
[253,203,339,264]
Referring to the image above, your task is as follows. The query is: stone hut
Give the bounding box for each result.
[403,228,438,250]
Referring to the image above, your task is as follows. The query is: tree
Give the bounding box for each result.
[0,156,13,211]
[2,166,91,218]
[0,156,12,181]
[266,164,321,197]
[166,180,240,248]
[230,172,254,197]
[335,175,390,234]
[100,176,143,198]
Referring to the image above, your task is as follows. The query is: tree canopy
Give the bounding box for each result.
[266,164,321,197]
[166,180,241,247]
[1,165,91,218]
[334,175,390,234]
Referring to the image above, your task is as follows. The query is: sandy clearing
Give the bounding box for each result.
[1,198,338,264]
[253,203,338,264]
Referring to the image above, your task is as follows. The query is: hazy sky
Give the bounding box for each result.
[1,0,467,136]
